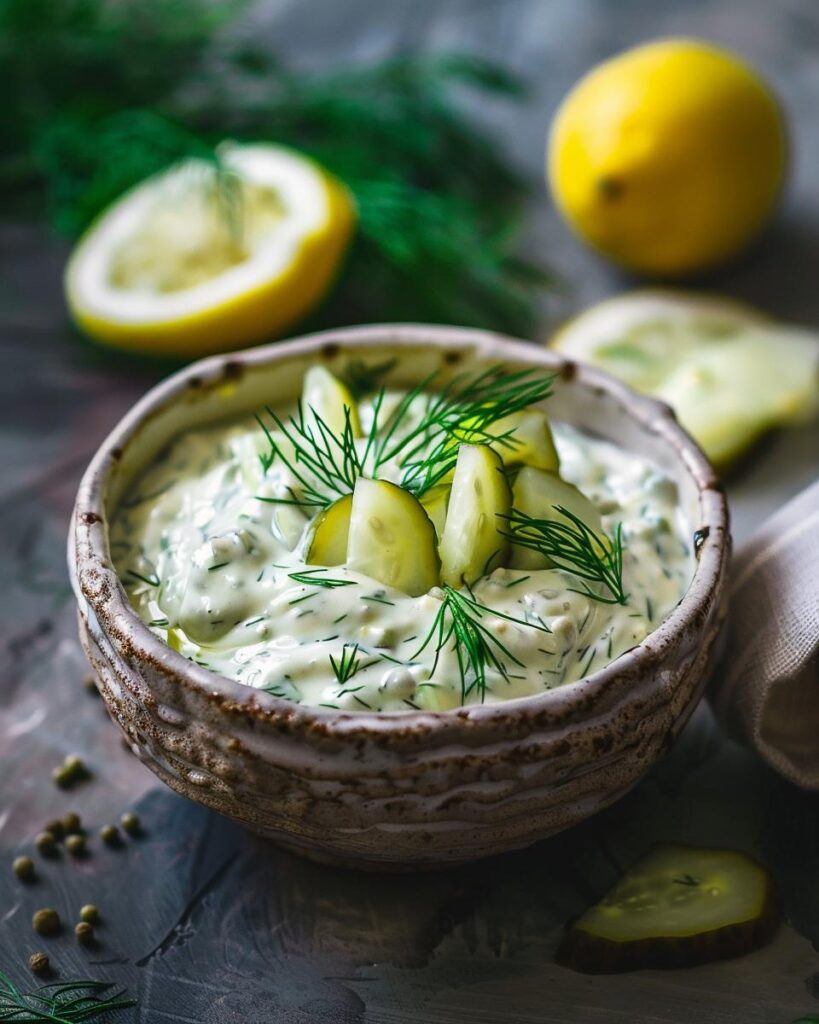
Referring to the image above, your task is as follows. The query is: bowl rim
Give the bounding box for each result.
[70,322,729,732]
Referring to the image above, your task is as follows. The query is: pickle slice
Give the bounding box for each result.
[421,484,450,540]
[557,844,779,974]
[302,365,361,437]
[489,409,560,472]
[304,494,353,566]
[510,467,604,569]
[439,443,511,586]
[551,290,819,467]
[346,478,440,596]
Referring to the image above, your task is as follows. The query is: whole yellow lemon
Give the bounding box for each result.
[548,39,787,276]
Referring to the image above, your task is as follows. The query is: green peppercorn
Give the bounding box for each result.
[65,834,87,857]
[32,908,60,936]
[61,812,82,835]
[74,921,94,944]
[13,856,35,881]
[34,831,57,856]
[53,754,89,789]
[28,952,49,974]
[100,824,120,846]
[80,904,99,924]
[120,812,141,837]
[44,818,64,839]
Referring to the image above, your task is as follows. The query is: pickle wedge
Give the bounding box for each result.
[439,444,511,586]
[420,484,450,540]
[304,494,353,566]
[551,290,819,468]
[489,409,560,473]
[557,844,779,974]
[346,478,440,596]
[302,365,362,437]
[510,467,604,569]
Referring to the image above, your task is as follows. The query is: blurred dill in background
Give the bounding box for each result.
[0,0,553,335]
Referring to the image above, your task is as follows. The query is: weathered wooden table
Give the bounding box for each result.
[2,2,819,1021]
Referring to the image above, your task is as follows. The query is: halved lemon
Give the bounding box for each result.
[65,142,356,358]
[552,290,819,467]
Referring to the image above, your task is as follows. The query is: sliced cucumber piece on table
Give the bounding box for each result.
[557,844,779,973]
[551,290,819,467]
[439,444,511,586]
[302,365,361,437]
[304,494,353,566]
[511,467,604,569]
[489,409,560,473]
[346,478,440,596]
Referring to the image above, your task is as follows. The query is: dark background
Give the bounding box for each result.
[2,1,819,1021]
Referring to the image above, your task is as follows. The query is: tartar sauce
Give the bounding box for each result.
[111,389,692,712]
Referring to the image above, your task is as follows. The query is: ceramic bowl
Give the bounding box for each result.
[69,324,729,869]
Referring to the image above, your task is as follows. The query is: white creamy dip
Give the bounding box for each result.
[111,387,692,712]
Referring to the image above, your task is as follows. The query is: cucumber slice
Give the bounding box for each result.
[302,365,361,437]
[439,444,511,586]
[511,467,604,569]
[489,409,560,472]
[346,478,440,596]
[551,290,819,467]
[304,494,353,566]
[557,844,779,974]
[421,484,450,540]
[655,332,819,466]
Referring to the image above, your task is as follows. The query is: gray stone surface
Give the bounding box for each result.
[1,2,818,1021]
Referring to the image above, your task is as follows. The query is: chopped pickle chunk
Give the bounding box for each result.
[420,484,450,540]
[302,365,361,437]
[304,494,352,566]
[346,479,440,596]
[511,466,604,569]
[489,409,560,472]
[439,444,511,586]
[557,844,779,973]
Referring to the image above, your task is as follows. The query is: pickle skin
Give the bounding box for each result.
[556,846,780,974]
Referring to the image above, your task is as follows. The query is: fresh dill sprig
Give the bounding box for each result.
[255,364,554,507]
[0,0,553,339]
[501,506,628,605]
[377,365,555,495]
[255,401,362,509]
[126,568,159,587]
[329,642,362,687]
[413,584,550,704]
[287,569,356,589]
[0,971,136,1023]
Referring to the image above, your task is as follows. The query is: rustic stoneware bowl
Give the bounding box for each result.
[69,324,730,869]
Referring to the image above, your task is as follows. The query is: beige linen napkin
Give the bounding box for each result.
[711,479,819,788]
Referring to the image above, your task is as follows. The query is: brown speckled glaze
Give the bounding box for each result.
[68,325,730,869]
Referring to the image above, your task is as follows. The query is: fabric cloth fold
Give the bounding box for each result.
[711,479,819,788]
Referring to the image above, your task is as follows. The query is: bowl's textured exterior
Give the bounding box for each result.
[69,325,729,869]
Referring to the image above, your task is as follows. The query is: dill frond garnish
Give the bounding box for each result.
[329,642,362,687]
[381,365,555,496]
[254,364,554,508]
[501,506,628,605]
[126,568,159,587]
[413,585,551,704]
[254,401,362,508]
[0,971,136,1022]
[287,569,356,589]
